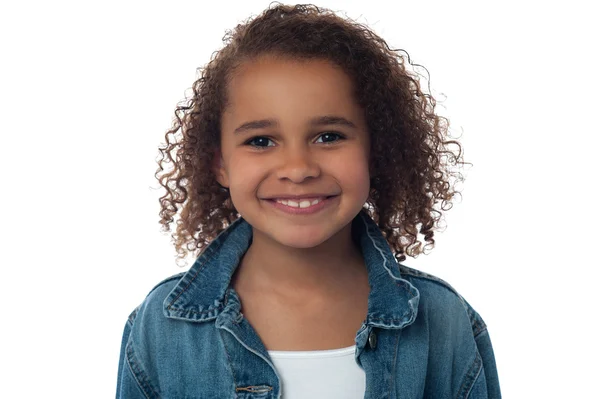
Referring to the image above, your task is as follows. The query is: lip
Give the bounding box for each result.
[264,195,339,215]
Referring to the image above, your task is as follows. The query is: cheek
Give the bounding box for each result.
[328,148,371,197]
[226,152,265,195]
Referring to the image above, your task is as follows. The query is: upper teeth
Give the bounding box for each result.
[276,198,323,208]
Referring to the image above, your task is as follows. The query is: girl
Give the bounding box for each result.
[116,3,500,398]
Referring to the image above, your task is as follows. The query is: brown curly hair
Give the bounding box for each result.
[155,2,469,267]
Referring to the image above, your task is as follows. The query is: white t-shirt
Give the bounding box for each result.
[267,345,366,398]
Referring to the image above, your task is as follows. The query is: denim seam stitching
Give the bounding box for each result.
[165,234,226,312]
[465,304,487,336]
[361,217,419,327]
[166,304,225,316]
[127,306,140,325]
[166,255,211,310]
[399,267,461,297]
[472,323,487,338]
[364,224,396,281]
[389,330,401,396]
[236,385,274,393]
[464,360,484,399]
[125,355,151,399]
[398,267,488,335]
[362,222,416,294]
[369,316,411,323]
[165,222,241,312]
[126,341,159,399]
[455,350,482,399]
[147,272,186,297]
[219,328,241,392]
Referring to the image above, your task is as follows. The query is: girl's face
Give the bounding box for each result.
[216,55,371,249]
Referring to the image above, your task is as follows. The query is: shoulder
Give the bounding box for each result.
[398,264,487,337]
[126,272,186,326]
[124,272,190,364]
[119,272,196,395]
[395,266,498,398]
[147,272,187,302]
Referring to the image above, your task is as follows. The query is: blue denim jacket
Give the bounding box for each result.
[117,210,501,398]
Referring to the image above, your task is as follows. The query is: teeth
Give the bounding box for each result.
[276,198,323,208]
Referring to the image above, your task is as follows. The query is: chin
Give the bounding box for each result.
[264,224,333,247]
[276,235,330,249]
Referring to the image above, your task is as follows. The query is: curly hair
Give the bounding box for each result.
[155,2,469,267]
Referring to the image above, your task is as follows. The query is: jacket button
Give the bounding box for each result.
[368,330,377,349]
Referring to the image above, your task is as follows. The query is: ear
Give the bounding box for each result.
[212,149,229,188]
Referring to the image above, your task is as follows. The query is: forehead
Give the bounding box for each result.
[222,56,364,126]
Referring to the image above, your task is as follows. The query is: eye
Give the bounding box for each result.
[244,136,275,148]
[244,132,345,149]
[315,132,345,144]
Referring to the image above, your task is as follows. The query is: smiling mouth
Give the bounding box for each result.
[269,195,335,208]
[273,197,326,208]
[264,195,338,213]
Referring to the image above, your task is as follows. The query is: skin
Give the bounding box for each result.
[215,55,371,334]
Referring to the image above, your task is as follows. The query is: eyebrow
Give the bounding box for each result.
[233,115,358,135]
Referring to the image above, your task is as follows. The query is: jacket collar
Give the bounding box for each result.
[163,209,419,329]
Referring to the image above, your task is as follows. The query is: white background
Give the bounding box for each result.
[1,0,598,397]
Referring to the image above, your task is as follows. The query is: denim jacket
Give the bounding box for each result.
[116,210,501,398]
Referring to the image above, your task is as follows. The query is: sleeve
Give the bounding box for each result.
[116,308,147,399]
[460,297,501,399]
[473,328,501,399]
[466,327,501,399]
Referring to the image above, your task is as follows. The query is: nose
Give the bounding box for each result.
[276,144,321,183]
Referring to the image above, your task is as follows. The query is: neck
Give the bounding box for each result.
[234,222,367,299]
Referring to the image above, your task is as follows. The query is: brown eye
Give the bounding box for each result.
[315,132,345,144]
[245,136,274,148]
